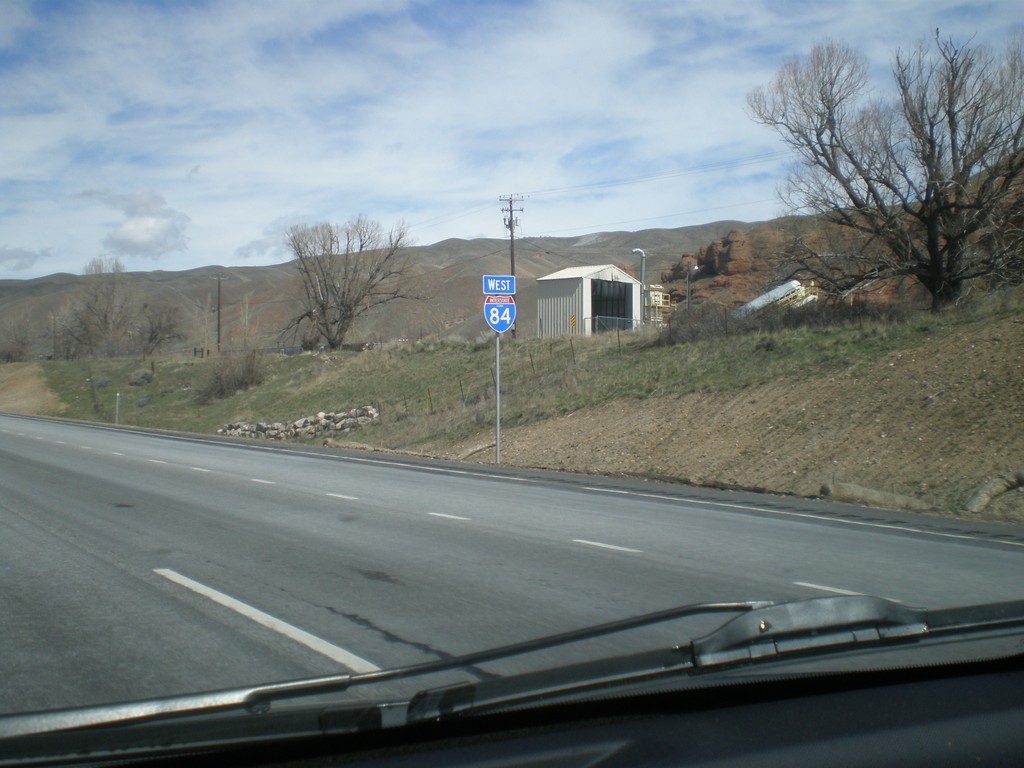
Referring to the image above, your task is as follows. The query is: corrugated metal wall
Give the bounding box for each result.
[537,278,589,337]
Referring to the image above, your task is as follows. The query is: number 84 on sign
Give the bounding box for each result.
[483,295,516,333]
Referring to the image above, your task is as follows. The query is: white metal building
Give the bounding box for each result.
[536,264,641,337]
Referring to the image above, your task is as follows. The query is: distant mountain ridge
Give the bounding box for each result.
[0,220,761,356]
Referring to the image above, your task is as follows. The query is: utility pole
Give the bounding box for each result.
[500,194,523,337]
[500,194,523,278]
[216,275,222,353]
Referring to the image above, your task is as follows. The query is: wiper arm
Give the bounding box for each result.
[691,595,929,669]
[405,596,1024,723]
[0,600,770,739]
[8,596,1023,740]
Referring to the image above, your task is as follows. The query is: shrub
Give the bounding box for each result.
[193,351,267,404]
[661,300,914,345]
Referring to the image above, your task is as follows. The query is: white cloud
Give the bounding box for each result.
[0,0,1021,278]
[98,191,191,259]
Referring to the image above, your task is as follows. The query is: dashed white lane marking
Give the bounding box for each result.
[148,459,167,464]
[154,568,380,673]
[573,539,643,554]
[191,467,211,473]
[326,493,358,501]
[429,512,471,521]
[111,451,125,456]
[793,581,863,596]
[251,478,275,484]
[794,581,902,602]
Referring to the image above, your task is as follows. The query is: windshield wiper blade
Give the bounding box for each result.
[8,596,1024,741]
[0,600,771,739]
[403,596,1024,723]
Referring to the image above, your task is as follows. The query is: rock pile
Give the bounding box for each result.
[217,405,379,440]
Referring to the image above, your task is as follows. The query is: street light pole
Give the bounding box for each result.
[632,248,646,324]
[686,263,699,310]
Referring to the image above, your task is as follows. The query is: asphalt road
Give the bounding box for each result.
[2,413,1022,716]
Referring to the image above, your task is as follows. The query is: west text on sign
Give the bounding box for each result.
[482,275,516,295]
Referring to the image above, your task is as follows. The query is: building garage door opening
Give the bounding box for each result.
[591,279,633,332]
[537,265,640,337]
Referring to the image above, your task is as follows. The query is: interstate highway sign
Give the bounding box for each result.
[483,295,516,333]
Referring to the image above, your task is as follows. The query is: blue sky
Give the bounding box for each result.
[1,0,1021,279]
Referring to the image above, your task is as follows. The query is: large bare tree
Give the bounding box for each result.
[748,34,1024,309]
[285,216,412,350]
[58,256,138,356]
[54,257,183,358]
[138,302,184,358]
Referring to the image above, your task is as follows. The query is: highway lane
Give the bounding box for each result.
[2,413,1022,716]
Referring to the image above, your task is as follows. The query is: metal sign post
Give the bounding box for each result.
[495,333,501,464]
[483,278,516,464]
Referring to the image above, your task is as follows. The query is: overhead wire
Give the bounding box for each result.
[527,199,777,237]
[403,150,789,241]
[519,151,791,198]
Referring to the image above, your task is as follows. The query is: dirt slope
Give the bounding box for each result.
[454,313,1024,522]
[0,363,63,415]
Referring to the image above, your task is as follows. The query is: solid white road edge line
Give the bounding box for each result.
[573,539,643,554]
[153,568,380,673]
[582,487,1024,548]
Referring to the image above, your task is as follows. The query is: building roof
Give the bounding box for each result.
[537,264,639,283]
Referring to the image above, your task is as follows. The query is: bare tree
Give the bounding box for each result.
[748,34,1024,309]
[285,216,413,350]
[0,318,33,362]
[58,257,139,356]
[772,218,901,301]
[138,302,184,358]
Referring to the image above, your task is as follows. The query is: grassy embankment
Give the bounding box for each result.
[37,320,918,440]
[30,286,1024,516]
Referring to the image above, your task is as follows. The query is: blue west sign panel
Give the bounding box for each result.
[482,275,516,295]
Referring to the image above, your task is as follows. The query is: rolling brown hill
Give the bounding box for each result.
[0,220,757,357]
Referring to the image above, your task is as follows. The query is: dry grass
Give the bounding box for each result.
[18,284,1024,518]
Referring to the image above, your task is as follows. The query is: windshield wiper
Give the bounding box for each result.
[404,596,1024,723]
[4,596,1024,741]
[691,594,928,668]
[0,600,770,739]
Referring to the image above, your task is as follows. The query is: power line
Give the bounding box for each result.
[526,198,777,237]
[404,150,789,240]
[407,200,495,232]
[519,151,791,198]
